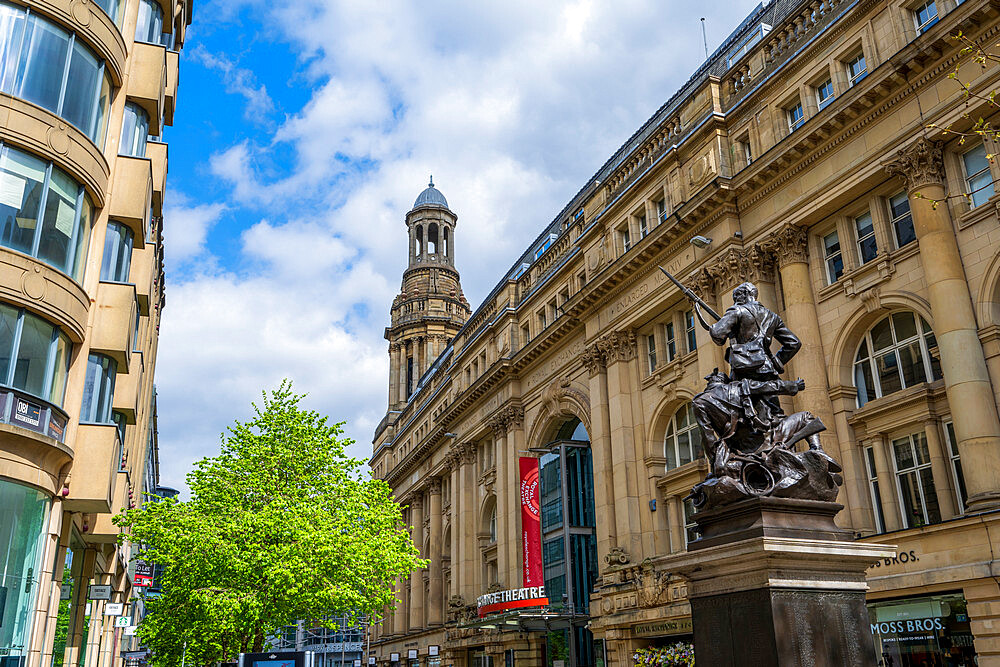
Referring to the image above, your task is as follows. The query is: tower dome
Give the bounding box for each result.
[413,176,449,209]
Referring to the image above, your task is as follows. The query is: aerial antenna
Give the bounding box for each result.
[701,18,709,60]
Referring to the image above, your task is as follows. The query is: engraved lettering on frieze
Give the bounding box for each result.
[525,337,584,388]
[604,248,695,322]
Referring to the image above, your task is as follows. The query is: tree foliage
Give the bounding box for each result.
[116,382,423,666]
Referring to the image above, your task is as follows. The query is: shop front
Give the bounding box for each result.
[0,478,50,667]
[868,592,977,666]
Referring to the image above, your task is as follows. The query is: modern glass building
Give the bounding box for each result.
[0,0,191,662]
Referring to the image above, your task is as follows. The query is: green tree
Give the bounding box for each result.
[116,382,423,666]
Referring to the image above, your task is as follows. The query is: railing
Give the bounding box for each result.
[0,387,70,443]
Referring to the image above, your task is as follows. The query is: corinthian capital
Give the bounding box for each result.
[582,342,606,376]
[764,225,809,268]
[597,330,637,365]
[706,244,776,292]
[884,138,944,193]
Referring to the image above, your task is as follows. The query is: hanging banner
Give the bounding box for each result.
[519,457,543,587]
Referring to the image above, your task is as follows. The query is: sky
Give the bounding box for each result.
[156,0,764,493]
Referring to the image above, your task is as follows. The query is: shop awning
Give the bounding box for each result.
[457,609,587,632]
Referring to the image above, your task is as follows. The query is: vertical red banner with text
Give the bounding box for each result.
[519,457,543,587]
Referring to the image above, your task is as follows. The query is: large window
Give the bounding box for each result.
[847,52,867,86]
[119,103,150,158]
[892,431,941,528]
[100,222,133,282]
[888,192,915,248]
[0,304,71,405]
[864,445,886,533]
[646,334,657,374]
[823,230,844,283]
[80,353,116,423]
[685,310,697,353]
[135,0,173,47]
[0,479,49,663]
[854,312,942,406]
[962,143,994,208]
[943,421,967,512]
[0,144,93,281]
[913,0,938,34]
[664,403,703,470]
[787,101,805,132]
[683,498,700,547]
[0,3,112,144]
[855,211,877,264]
[663,321,677,362]
[816,77,835,110]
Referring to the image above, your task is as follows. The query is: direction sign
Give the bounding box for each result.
[115,616,131,628]
[105,603,125,616]
[88,585,112,601]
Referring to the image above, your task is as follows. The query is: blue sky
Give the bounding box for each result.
[156,0,764,492]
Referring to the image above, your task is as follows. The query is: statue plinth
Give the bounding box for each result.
[680,498,895,667]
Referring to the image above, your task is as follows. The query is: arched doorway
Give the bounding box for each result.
[537,417,598,667]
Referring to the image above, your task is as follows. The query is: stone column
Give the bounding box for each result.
[427,479,443,626]
[584,343,617,566]
[600,330,643,563]
[869,433,902,532]
[923,419,958,519]
[449,454,462,598]
[489,406,524,588]
[393,575,407,636]
[28,498,64,664]
[669,496,685,553]
[388,344,399,408]
[408,493,425,630]
[886,138,1000,510]
[767,226,863,526]
[459,443,478,600]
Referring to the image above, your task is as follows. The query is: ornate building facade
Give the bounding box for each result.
[0,0,190,662]
[371,0,1000,664]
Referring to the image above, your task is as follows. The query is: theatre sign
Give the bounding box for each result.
[476,586,549,617]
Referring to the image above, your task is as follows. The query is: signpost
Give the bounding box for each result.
[88,585,112,601]
[518,457,543,587]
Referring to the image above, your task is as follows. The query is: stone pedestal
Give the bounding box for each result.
[680,498,895,667]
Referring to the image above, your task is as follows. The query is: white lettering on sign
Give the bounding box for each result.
[476,585,547,609]
[871,617,945,635]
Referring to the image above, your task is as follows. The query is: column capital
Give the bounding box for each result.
[428,477,442,495]
[487,405,524,437]
[883,138,945,193]
[689,267,717,302]
[410,494,424,511]
[582,342,606,376]
[596,330,636,366]
[763,225,809,268]
[705,243,776,293]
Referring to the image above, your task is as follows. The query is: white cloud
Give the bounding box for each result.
[156,0,764,492]
[163,199,226,264]
[190,46,274,119]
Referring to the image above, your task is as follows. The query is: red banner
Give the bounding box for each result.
[519,457,543,587]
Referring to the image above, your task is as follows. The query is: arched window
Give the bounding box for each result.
[415,225,423,256]
[664,402,703,470]
[428,223,438,254]
[489,504,497,543]
[443,227,449,256]
[854,312,941,407]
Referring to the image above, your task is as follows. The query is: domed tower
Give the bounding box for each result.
[385,178,471,410]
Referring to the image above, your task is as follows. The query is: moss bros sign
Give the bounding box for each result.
[477,586,548,617]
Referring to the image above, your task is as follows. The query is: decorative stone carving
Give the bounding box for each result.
[458,442,477,465]
[582,342,606,376]
[764,225,809,268]
[428,478,442,495]
[486,405,525,437]
[410,494,423,511]
[705,244,776,292]
[604,546,630,566]
[485,582,504,594]
[689,267,717,302]
[634,562,671,608]
[541,378,591,421]
[883,138,945,192]
[596,330,637,365]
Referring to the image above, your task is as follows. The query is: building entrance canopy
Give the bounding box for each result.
[457,609,587,633]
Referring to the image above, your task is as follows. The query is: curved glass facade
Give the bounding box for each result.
[135,0,173,47]
[0,479,49,663]
[80,353,116,423]
[0,303,71,405]
[100,221,132,282]
[0,143,94,281]
[119,102,149,158]
[0,2,113,145]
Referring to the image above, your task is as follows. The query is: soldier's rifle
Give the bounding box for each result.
[658,266,722,321]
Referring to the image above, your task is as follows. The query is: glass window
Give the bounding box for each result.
[135,0,172,46]
[0,479,49,663]
[892,431,941,528]
[619,226,630,253]
[656,198,666,223]
[817,78,834,110]
[685,310,697,353]
[888,192,916,248]
[962,143,994,208]
[847,52,867,86]
[943,421,967,513]
[664,321,677,362]
[488,504,497,543]
[80,353,116,423]
[100,222,133,282]
[0,305,71,405]
[914,0,938,33]
[540,452,562,531]
[824,230,843,283]
[854,211,877,264]
[865,445,886,532]
[0,144,93,281]
[91,0,121,24]
[664,403,703,470]
[787,101,805,132]
[683,497,700,547]
[869,593,978,666]
[1,5,111,144]
[646,334,657,373]
[119,103,150,158]
[854,312,941,406]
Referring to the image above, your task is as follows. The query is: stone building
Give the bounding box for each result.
[370,0,1000,664]
[0,0,191,662]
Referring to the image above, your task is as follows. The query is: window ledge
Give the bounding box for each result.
[655,458,708,495]
[846,379,947,435]
[956,191,1000,230]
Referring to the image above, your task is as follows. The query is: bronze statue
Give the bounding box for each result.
[660,268,843,509]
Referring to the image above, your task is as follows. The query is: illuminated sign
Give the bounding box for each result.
[477,586,548,617]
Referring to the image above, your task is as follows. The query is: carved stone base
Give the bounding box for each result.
[678,499,896,667]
